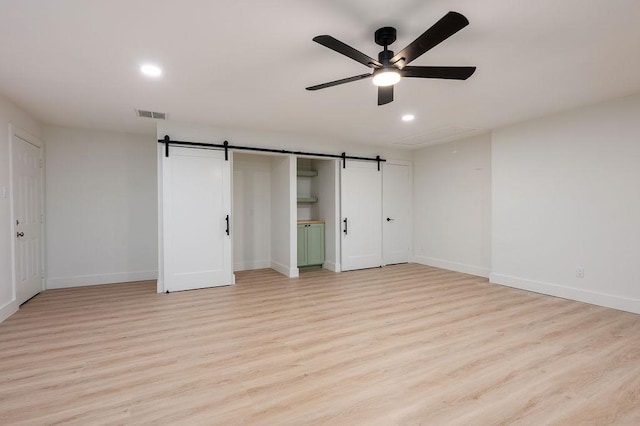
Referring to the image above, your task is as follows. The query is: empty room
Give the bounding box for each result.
[1,1,639,424]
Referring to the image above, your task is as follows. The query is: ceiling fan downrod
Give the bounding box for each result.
[374,26,397,66]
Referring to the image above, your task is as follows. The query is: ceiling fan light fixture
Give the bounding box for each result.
[372,69,401,86]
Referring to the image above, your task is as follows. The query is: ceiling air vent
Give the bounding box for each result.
[136,109,166,120]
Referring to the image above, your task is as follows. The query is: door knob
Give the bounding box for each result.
[17,232,24,238]
[386,217,394,222]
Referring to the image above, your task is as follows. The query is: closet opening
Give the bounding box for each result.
[232,153,297,280]
[296,157,340,273]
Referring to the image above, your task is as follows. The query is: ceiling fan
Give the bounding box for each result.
[306,11,476,106]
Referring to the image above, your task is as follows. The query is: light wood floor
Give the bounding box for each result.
[1,264,639,425]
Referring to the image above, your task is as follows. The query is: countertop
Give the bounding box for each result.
[297,220,325,225]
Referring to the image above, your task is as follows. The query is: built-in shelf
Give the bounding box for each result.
[297,169,318,177]
[297,196,318,204]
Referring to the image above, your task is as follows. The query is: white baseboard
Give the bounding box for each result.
[234,260,271,272]
[413,255,490,278]
[47,270,158,289]
[271,261,298,278]
[490,273,640,315]
[0,300,19,323]
[323,261,340,272]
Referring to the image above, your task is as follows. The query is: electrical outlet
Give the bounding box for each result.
[576,268,585,278]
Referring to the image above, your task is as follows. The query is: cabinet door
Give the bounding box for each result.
[306,224,325,266]
[297,224,307,266]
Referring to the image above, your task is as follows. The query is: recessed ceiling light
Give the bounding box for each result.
[402,114,415,122]
[140,64,162,78]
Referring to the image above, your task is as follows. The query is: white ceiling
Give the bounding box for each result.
[1,0,639,147]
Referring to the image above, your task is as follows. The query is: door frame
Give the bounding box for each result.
[9,124,46,304]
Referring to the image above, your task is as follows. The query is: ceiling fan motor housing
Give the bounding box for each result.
[374,27,397,47]
[378,49,395,66]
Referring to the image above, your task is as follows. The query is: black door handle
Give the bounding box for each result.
[225,215,230,236]
[343,218,348,235]
[17,232,24,238]
[386,217,394,222]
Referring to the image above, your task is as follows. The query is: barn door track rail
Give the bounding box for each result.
[159,135,386,170]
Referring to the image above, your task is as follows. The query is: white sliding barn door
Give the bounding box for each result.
[162,147,233,292]
[341,160,382,271]
[383,162,411,265]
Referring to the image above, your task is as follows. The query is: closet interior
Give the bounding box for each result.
[296,158,339,271]
[232,153,293,275]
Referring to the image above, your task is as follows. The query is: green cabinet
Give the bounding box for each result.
[297,225,307,266]
[297,223,325,267]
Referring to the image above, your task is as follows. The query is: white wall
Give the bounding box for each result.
[491,94,640,314]
[316,159,340,271]
[270,155,296,277]
[0,93,43,322]
[413,133,492,277]
[232,154,272,271]
[45,126,157,288]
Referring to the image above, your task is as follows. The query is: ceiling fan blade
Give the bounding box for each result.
[378,85,394,105]
[401,66,476,80]
[391,11,469,68]
[313,35,382,68]
[306,73,372,91]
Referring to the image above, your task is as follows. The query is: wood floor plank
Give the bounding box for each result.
[1,264,639,425]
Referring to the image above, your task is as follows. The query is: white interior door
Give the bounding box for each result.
[12,133,44,305]
[383,162,411,265]
[162,147,232,292]
[341,160,382,271]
